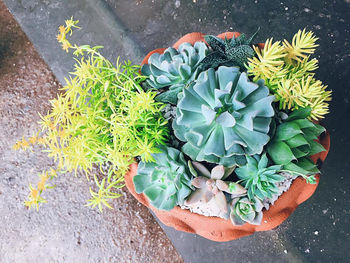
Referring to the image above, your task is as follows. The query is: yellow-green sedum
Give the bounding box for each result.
[246,29,332,120]
[16,18,169,211]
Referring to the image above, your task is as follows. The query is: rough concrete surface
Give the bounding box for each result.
[0,2,183,262]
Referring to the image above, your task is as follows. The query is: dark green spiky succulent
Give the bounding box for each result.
[133,145,193,211]
[141,42,208,104]
[198,29,259,71]
[173,66,275,166]
[230,196,263,226]
[267,107,325,179]
[235,153,285,200]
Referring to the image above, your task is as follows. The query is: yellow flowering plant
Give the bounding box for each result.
[246,29,332,120]
[16,18,169,211]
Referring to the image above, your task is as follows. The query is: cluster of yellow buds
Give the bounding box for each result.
[56,17,80,52]
[13,134,46,151]
[24,169,58,210]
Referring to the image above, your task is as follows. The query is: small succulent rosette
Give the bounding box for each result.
[131,29,331,234]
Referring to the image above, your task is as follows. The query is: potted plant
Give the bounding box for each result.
[125,30,331,241]
[15,19,330,242]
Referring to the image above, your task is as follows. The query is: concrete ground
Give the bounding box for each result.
[0,1,183,262]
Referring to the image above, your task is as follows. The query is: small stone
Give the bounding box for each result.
[284,250,288,254]
[175,0,180,8]
[314,231,319,235]
[305,248,310,253]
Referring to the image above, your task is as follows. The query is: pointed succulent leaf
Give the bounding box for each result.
[274,122,302,141]
[204,190,215,202]
[226,182,247,196]
[283,160,319,177]
[155,85,183,104]
[313,124,326,136]
[246,27,260,45]
[213,191,228,213]
[192,176,208,188]
[308,140,326,155]
[267,141,296,165]
[185,187,207,205]
[258,153,269,170]
[191,161,211,178]
[286,107,312,121]
[216,180,229,192]
[187,160,198,177]
[211,165,225,180]
[223,165,236,180]
[204,35,225,53]
[197,51,229,72]
[286,134,309,148]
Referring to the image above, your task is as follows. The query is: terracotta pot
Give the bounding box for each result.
[126,32,331,242]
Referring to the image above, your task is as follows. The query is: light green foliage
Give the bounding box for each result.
[86,171,124,212]
[267,107,325,181]
[133,145,193,211]
[247,29,332,120]
[235,153,284,200]
[198,29,259,71]
[20,19,169,210]
[230,196,263,226]
[173,66,275,166]
[141,42,208,104]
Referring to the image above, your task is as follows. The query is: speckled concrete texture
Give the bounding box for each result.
[0,2,183,262]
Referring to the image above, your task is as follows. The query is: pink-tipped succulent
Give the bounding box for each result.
[185,161,247,216]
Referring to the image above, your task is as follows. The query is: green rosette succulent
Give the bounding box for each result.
[267,107,325,179]
[141,42,208,104]
[173,66,275,166]
[230,196,263,226]
[133,145,193,211]
[235,153,285,200]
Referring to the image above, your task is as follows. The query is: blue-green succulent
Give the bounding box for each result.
[230,196,263,226]
[141,42,208,104]
[133,145,193,211]
[173,66,275,166]
[235,153,285,200]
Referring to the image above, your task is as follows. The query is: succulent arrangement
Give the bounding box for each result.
[14,18,330,234]
[134,27,331,228]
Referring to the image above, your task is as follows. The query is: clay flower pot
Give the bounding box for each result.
[125,32,331,242]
